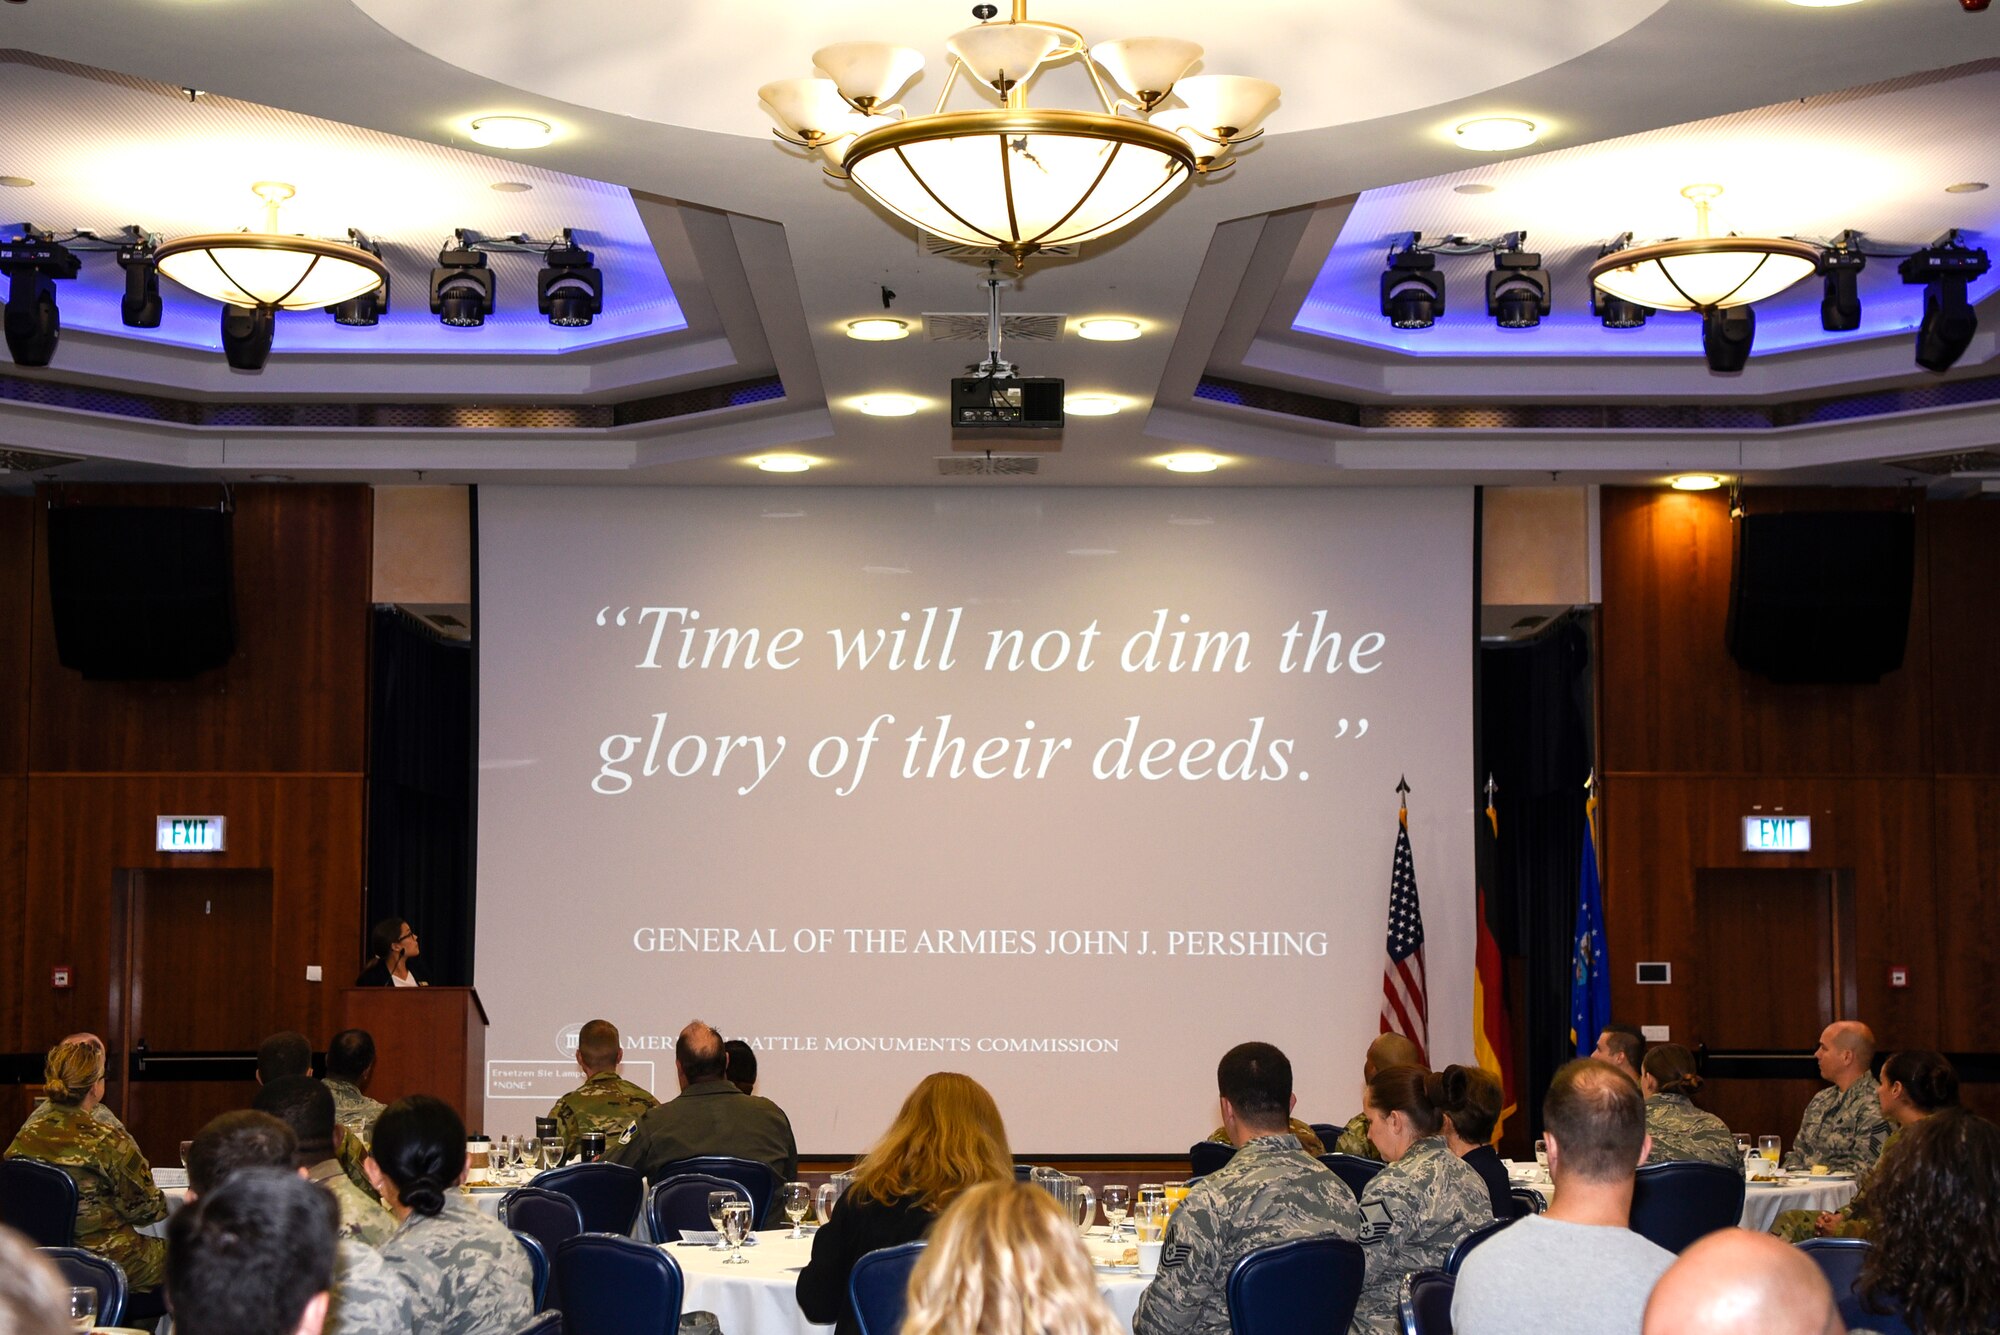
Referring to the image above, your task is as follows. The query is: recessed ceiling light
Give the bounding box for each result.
[863,566,913,575]
[1670,473,1723,491]
[0,176,34,188]
[846,317,910,341]
[1453,183,1498,196]
[1076,318,1142,342]
[1784,0,1863,7]
[1162,454,1222,473]
[756,454,812,473]
[1064,394,1121,416]
[856,394,918,417]
[1945,182,1989,194]
[247,474,295,483]
[468,115,554,149]
[1454,117,1539,152]
[489,181,535,193]
[1066,548,1118,557]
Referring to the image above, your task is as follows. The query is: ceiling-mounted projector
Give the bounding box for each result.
[951,267,1065,451]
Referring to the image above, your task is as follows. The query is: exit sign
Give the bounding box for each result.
[157,816,226,853]
[1742,815,1811,852]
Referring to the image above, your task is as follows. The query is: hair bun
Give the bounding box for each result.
[403,1176,446,1216]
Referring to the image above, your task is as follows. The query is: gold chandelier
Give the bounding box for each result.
[1589,185,1821,312]
[759,3,1279,266]
[155,183,386,311]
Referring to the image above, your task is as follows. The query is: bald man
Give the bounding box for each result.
[1642,1229,1846,1335]
[1333,1034,1425,1159]
[1787,1021,1890,1173]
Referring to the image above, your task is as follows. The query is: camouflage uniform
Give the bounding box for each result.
[326,1079,386,1145]
[337,1126,383,1202]
[379,1194,535,1335]
[1132,1133,1360,1335]
[328,1236,422,1335]
[4,1101,167,1290]
[1205,1118,1326,1157]
[549,1069,658,1161]
[28,1098,130,1137]
[1334,1111,1383,1160]
[1771,1123,1900,1243]
[1787,1078,1890,1174]
[310,1158,398,1247]
[1643,1093,1740,1168]
[1352,1137,1494,1335]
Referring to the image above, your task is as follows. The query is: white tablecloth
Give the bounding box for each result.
[1504,1163,1857,1233]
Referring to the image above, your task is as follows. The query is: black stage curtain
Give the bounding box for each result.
[366,607,474,987]
[1478,612,1594,1134]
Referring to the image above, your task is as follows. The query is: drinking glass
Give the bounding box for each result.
[1162,1181,1190,1217]
[720,1199,753,1264]
[1533,1139,1549,1172]
[541,1138,566,1171]
[494,1135,514,1180]
[782,1182,813,1239]
[708,1189,739,1249]
[178,1140,193,1170]
[1758,1135,1781,1163]
[1100,1184,1131,1240]
[1733,1134,1751,1157]
[67,1287,96,1332]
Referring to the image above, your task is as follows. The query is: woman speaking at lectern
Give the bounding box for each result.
[356,917,425,987]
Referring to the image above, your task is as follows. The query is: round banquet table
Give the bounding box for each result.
[1505,1162,1858,1233]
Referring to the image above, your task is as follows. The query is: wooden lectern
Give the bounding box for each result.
[339,987,489,1134]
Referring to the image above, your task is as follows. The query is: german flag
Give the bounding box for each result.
[1472,789,1517,1141]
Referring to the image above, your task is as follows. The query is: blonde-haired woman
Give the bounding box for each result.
[904,1180,1125,1335]
[796,1073,1013,1335]
[4,1040,168,1289]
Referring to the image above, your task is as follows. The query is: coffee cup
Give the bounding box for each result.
[1137,1241,1165,1276]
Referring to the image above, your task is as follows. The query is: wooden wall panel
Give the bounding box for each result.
[28,484,371,775]
[1936,778,2000,1052]
[1599,488,1931,777]
[1927,502,2000,777]
[0,778,23,1057]
[0,496,30,776]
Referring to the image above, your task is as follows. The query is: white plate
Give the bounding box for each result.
[1094,1263,1139,1274]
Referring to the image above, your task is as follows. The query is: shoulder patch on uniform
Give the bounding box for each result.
[619,1122,636,1145]
[1161,1242,1193,1270]
[1357,1199,1395,1243]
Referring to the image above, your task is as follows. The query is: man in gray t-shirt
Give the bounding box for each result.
[1453,1060,1674,1335]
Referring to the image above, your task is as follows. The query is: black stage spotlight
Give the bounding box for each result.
[117,244,163,328]
[1486,249,1550,329]
[1591,286,1651,329]
[1819,246,1865,333]
[537,236,602,327]
[1379,247,1444,329]
[220,304,276,371]
[1701,304,1755,374]
[430,246,494,327]
[1899,240,1990,372]
[0,237,79,367]
[328,234,387,326]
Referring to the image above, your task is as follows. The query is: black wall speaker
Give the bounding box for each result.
[1726,509,1915,684]
[46,504,237,680]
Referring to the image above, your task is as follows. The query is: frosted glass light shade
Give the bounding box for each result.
[155,235,386,309]
[813,43,925,108]
[1090,38,1202,102]
[1589,238,1820,311]
[1167,75,1279,136]
[759,78,854,138]
[945,22,1070,87]
[843,110,1194,261]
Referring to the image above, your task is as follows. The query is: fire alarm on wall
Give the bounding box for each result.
[51,965,71,989]
[1889,966,1909,989]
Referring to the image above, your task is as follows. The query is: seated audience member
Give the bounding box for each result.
[547,1018,658,1162]
[185,1110,415,1334]
[0,1224,72,1335]
[1133,1042,1360,1335]
[724,1038,759,1096]
[1203,1117,1325,1157]
[168,1168,337,1335]
[3,1040,166,1290]
[1642,1229,1845,1335]
[24,1033,129,1136]
[1788,1021,1890,1173]
[611,1019,799,1218]
[1334,1034,1424,1159]
[904,1180,1125,1335]
[1639,1044,1737,1168]
[253,1076,398,1245]
[1434,1064,1511,1219]
[323,1030,387,1144]
[258,1031,314,1084]
[1773,1049,1959,1243]
[797,1072,1013,1335]
[1856,1105,2000,1334]
[1351,1064,1494,1335]
[1454,1059,1673,1335]
[369,1095,534,1335]
[355,917,423,987]
[1591,1024,1646,1084]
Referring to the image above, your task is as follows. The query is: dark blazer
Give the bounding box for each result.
[794,1192,934,1335]
[353,960,422,987]
[1461,1143,1514,1219]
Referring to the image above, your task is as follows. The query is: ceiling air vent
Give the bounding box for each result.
[923,312,1066,343]
[0,448,81,473]
[919,231,1079,262]
[1884,449,2000,476]
[936,454,1042,477]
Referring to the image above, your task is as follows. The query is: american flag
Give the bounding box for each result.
[1378,809,1429,1065]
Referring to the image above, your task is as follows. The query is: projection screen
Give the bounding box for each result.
[476,486,1474,1153]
